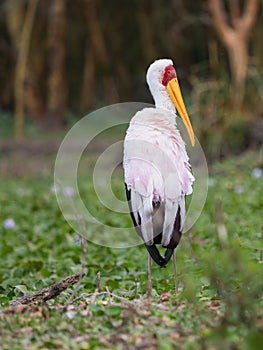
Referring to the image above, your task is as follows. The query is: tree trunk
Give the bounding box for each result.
[45,0,67,128]
[137,0,157,63]
[84,0,119,105]
[80,44,96,113]
[24,70,45,121]
[6,0,39,140]
[209,0,259,109]
[227,38,248,108]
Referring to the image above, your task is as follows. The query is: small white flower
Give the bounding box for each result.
[234,185,244,194]
[75,235,85,245]
[208,177,216,187]
[3,218,16,229]
[65,310,76,319]
[17,188,26,196]
[51,184,59,194]
[63,186,74,197]
[252,168,262,179]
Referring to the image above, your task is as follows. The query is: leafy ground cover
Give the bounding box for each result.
[0,147,262,349]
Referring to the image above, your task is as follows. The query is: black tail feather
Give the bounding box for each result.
[146,244,174,268]
[164,248,174,263]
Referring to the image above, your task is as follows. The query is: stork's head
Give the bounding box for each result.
[146,59,195,146]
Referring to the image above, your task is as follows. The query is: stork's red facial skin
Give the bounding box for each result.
[162,65,177,86]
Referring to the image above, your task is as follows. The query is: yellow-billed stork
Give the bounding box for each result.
[123,59,195,295]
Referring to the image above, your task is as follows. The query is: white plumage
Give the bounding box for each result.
[124,108,194,242]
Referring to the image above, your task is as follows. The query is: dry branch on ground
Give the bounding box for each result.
[10,273,85,306]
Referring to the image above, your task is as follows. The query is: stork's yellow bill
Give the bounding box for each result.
[167,78,195,147]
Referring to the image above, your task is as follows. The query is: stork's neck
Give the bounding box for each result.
[151,87,176,114]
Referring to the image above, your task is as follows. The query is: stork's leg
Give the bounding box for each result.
[146,253,152,298]
[173,250,179,294]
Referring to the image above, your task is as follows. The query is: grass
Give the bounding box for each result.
[0,147,262,349]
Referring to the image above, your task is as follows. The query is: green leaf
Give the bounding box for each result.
[104,305,122,317]
[87,304,103,316]
[14,284,28,295]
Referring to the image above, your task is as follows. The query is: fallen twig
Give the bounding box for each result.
[71,291,134,306]
[105,286,112,304]
[10,273,85,306]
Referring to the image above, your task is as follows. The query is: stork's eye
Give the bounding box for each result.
[161,64,176,86]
